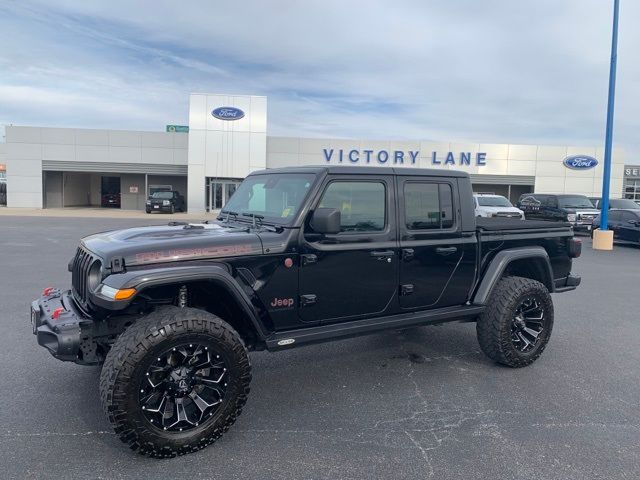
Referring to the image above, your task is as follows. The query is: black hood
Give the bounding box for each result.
[81,222,263,269]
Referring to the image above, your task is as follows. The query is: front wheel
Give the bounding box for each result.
[99,307,251,457]
[476,276,554,368]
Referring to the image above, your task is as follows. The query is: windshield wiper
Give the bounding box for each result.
[242,212,264,228]
[218,210,239,223]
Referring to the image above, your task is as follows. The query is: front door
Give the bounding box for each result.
[298,176,398,324]
[607,210,622,239]
[397,177,472,309]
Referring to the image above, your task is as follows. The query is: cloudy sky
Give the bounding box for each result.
[1,0,638,162]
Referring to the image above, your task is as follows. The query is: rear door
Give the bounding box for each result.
[619,211,639,242]
[397,177,470,310]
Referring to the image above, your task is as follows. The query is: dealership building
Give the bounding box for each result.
[2,93,627,213]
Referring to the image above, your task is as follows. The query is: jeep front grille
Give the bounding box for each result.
[71,246,96,306]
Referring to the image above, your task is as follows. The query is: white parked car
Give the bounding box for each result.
[474,194,525,219]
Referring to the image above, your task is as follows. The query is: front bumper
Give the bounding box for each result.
[572,218,597,231]
[572,223,594,232]
[147,203,173,212]
[31,289,95,363]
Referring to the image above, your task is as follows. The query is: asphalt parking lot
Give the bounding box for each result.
[1,215,638,480]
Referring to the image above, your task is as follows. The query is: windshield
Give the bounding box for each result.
[151,192,173,199]
[610,199,640,209]
[558,196,594,208]
[477,196,513,207]
[220,173,316,224]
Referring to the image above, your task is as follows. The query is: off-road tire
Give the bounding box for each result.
[476,276,554,368]
[99,306,251,458]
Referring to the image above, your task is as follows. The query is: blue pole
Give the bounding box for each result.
[599,0,620,231]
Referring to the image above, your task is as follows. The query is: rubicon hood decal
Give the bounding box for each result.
[81,222,263,267]
[134,244,258,265]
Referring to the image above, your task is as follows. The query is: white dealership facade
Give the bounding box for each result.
[3,93,626,212]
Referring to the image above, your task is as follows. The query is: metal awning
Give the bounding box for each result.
[470,174,534,186]
[42,160,187,176]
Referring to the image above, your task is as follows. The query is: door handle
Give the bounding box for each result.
[402,248,414,261]
[436,246,457,256]
[370,250,394,258]
[371,250,394,262]
[301,254,318,266]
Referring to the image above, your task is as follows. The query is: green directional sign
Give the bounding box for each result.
[166,125,189,133]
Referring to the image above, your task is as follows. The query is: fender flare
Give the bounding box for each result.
[472,246,554,305]
[94,265,269,340]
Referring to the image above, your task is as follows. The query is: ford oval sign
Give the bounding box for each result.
[211,107,245,121]
[563,155,598,170]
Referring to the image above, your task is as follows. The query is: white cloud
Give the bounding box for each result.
[0,0,638,163]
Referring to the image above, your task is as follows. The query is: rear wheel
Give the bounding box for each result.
[476,276,553,368]
[99,307,251,457]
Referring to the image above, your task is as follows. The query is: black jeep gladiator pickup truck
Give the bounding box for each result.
[30,166,582,457]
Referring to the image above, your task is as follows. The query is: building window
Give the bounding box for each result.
[623,179,640,201]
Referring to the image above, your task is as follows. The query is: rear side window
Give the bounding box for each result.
[318,181,386,232]
[621,211,636,222]
[541,196,557,208]
[404,182,454,230]
[608,211,621,221]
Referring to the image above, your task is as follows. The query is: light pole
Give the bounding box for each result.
[593,0,620,250]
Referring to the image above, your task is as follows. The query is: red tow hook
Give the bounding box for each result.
[51,307,64,320]
[43,287,54,296]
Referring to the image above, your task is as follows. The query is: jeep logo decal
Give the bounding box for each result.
[270,297,294,309]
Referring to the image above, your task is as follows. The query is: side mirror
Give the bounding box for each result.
[310,208,341,234]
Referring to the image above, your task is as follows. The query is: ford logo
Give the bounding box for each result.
[211,107,245,121]
[563,155,598,170]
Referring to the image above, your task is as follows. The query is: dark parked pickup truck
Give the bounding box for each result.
[30,166,581,458]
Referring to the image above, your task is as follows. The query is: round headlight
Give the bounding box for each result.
[87,260,102,292]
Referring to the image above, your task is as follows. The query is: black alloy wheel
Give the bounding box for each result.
[476,276,554,368]
[510,297,545,353]
[139,343,229,432]
[100,306,251,457]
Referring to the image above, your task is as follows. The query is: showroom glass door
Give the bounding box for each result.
[207,179,241,211]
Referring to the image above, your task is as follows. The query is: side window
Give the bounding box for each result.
[404,182,454,230]
[621,211,635,223]
[440,184,454,229]
[608,211,621,222]
[318,181,386,232]
[541,196,557,208]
